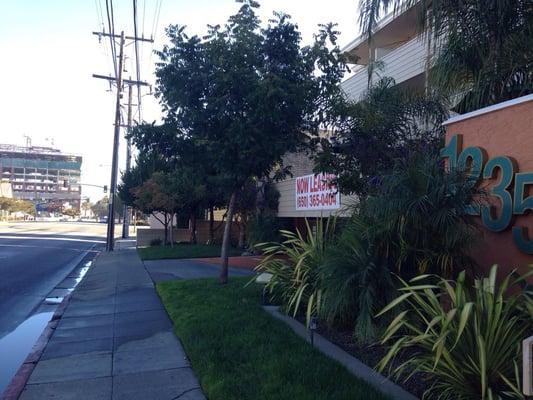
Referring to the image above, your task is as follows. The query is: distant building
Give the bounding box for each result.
[0,144,82,213]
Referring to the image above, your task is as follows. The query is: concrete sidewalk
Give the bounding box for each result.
[17,240,205,400]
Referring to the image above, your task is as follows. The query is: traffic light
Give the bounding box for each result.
[103,185,108,193]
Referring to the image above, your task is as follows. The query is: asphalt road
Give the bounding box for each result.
[0,222,107,337]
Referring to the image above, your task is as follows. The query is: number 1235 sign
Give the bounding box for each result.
[441,134,533,254]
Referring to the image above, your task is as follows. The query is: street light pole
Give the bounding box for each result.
[106,31,125,252]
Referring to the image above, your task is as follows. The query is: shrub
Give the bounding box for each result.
[150,238,163,246]
[247,212,281,249]
[255,218,335,326]
[377,265,533,400]
[319,217,394,343]
[363,152,484,279]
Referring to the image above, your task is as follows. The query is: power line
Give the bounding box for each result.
[105,0,117,78]
[133,0,142,121]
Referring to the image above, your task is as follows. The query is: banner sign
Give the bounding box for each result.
[295,173,340,211]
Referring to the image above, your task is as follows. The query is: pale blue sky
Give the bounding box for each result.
[0,0,360,201]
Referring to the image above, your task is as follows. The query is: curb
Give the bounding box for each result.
[1,249,102,400]
[1,294,71,400]
[263,305,418,400]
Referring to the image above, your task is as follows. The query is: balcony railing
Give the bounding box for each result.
[341,35,428,102]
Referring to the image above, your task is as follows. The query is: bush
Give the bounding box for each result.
[363,152,484,279]
[319,217,394,343]
[247,212,281,249]
[150,238,163,246]
[377,265,533,400]
[255,218,335,326]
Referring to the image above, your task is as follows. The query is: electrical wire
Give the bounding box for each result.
[133,0,142,122]
[105,0,118,79]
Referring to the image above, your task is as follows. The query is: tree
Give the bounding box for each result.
[0,197,35,216]
[63,208,79,218]
[154,1,347,282]
[132,172,177,245]
[91,196,109,219]
[314,77,447,196]
[81,198,92,217]
[358,0,533,112]
[166,167,207,244]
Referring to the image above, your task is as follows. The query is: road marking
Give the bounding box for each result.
[0,235,105,243]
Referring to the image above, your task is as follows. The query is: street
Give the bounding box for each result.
[0,221,107,392]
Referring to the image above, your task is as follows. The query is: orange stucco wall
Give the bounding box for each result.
[444,97,533,276]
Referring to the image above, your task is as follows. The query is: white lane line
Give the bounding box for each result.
[0,235,105,243]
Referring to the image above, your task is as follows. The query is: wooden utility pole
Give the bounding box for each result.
[122,83,133,239]
[93,30,152,251]
[106,31,125,251]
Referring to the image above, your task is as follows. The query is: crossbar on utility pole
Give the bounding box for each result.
[92,31,154,43]
[105,31,125,252]
[92,74,150,87]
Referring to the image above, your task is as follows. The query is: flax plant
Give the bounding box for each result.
[377,265,533,400]
[254,218,335,326]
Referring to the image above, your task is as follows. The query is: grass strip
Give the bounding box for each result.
[138,243,241,260]
[157,277,389,400]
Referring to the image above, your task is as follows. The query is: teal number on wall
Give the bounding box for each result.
[457,146,486,215]
[440,134,460,170]
[442,135,533,254]
[480,156,516,232]
[512,172,533,253]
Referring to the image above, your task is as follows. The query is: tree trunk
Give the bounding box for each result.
[190,213,197,244]
[220,191,237,284]
[170,213,174,247]
[163,213,169,245]
[208,206,215,244]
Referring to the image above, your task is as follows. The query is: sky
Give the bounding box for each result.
[0,0,360,202]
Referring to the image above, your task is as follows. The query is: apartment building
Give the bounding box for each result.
[340,2,428,102]
[0,144,83,213]
[273,7,428,225]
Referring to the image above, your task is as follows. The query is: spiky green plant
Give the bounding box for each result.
[377,265,533,400]
[319,217,394,343]
[255,217,335,326]
[364,152,484,279]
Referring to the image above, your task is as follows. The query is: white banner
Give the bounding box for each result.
[295,172,340,211]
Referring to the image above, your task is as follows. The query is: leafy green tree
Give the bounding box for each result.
[132,172,177,245]
[154,1,347,282]
[0,197,35,216]
[91,196,109,219]
[315,77,447,196]
[358,0,533,112]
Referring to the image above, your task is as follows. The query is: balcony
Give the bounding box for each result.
[341,35,427,102]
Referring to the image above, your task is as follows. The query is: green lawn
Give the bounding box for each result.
[138,243,242,260]
[157,278,389,400]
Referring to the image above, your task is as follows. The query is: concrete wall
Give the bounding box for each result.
[443,94,533,275]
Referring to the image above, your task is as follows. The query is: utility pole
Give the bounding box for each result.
[106,31,124,251]
[122,83,133,239]
[92,30,152,251]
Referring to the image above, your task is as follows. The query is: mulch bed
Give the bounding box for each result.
[292,314,430,399]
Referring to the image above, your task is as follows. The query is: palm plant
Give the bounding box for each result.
[254,218,335,326]
[315,77,447,197]
[377,265,533,400]
[364,152,484,278]
[358,0,533,112]
[319,217,394,342]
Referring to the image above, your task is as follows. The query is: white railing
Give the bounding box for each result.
[341,35,428,102]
